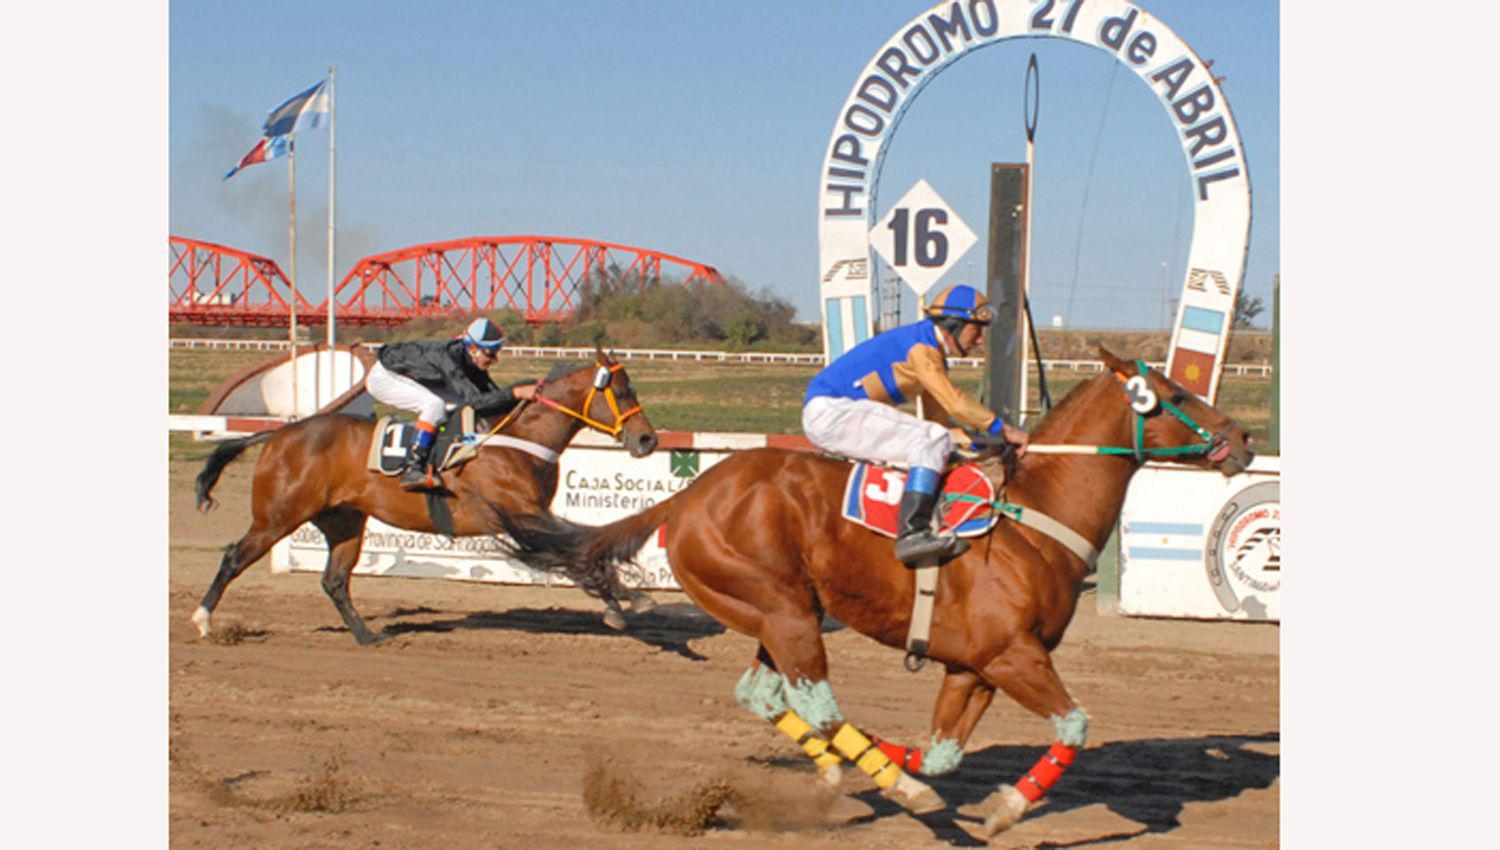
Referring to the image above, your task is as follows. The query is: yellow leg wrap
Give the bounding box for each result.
[831,723,901,789]
[774,710,843,770]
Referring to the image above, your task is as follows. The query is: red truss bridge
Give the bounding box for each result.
[169,236,316,326]
[170,235,725,327]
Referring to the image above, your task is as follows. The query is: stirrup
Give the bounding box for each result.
[399,465,443,491]
[894,530,967,567]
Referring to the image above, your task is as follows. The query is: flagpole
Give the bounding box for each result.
[326,66,337,401]
[289,137,299,420]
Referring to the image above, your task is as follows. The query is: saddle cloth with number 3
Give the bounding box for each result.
[840,461,999,538]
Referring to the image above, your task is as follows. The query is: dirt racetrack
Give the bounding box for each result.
[169,459,1279,849]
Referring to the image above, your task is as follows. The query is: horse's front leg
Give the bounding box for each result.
[869,666,995,778]
[976,636,1089,838]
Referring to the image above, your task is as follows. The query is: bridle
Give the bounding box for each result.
[532,360,644,439]
[1108,359,1229,464]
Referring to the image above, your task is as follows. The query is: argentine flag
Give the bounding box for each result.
[262,79,329,137]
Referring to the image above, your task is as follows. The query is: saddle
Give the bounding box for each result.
[840,461,1000,539]
[366,407,477,476]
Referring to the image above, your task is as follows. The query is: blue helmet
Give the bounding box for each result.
[463,317,506,352]
[925,285,993,325]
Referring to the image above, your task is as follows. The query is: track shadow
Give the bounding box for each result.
[865,732,1279,847]
[346,602,727,661]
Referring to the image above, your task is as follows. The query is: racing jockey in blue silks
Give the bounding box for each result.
[803,284,1029,566]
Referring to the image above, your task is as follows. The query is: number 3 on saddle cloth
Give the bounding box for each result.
[366,407,479,476]
[842,462,999,539]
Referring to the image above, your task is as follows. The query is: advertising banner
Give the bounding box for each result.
[270,443,735,590]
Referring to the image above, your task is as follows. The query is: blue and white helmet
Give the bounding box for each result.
[924,284,994,325]
[463,317,506,352]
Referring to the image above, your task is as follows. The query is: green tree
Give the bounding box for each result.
[1233,289,1266,329]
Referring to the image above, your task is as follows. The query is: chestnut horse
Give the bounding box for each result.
[500,349,1255,839]
[191,348,658,645]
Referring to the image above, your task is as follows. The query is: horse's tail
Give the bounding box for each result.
[495,496,681,602]
[194,431,276,512]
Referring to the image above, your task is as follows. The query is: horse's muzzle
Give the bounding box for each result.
[1211,433,1255,476]
[627,431,659,458]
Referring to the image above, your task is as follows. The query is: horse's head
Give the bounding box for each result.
[1097,346,1256,476]
[536,346,658,457]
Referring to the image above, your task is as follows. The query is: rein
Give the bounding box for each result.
[450,359,641,465]
[448,398,556,466]
[532,361,643,439]
[1025,359,1222,463]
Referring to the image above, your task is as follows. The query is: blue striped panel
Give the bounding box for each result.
[825,298,845,357]
[1127,547,1203,561]
[1127,521,1204,536]
[845,463,865,517]
[1181,306,1224,336]
[851,296,870,344]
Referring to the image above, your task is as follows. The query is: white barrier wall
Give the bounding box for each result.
[1118,457,1280,621]
[271,431,1281,622]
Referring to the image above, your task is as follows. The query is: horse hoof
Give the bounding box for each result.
[881,772,946,814]
[359,629,393,646]
[980,784,1030,837]
[628,592,657,615]
[191,606,212,638]
[602,608,628,631]
[818,763,844,788]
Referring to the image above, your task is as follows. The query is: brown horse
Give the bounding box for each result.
[191,347,658,645]
[500,348,1255,839]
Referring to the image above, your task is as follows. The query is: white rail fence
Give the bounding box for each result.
[170,338,1274,377]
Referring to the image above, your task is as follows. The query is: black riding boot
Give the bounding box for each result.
[399,437,444,491]
[892,490,968,567]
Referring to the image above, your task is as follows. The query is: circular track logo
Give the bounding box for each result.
[1204,481,1280,618]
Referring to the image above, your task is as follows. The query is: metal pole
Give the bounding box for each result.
[326,66,337,401]
[289,138,299,419]
[1270,274,1280,454]
[1019,54,1039,425]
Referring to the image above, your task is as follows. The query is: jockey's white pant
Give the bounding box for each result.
[365,361,459,425]
[801,396,952,471]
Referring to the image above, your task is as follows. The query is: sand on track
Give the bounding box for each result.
[170,460,1278,849]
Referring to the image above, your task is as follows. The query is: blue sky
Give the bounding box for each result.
[169,0,1278,329]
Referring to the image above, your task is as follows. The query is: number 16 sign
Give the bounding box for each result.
[867,178,978,299]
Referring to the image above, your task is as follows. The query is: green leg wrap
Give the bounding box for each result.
[734,665,789,721]
[1051,707,1089,747]
[784,678,844,731]
[920,737,964,776]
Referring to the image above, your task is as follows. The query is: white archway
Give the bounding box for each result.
[817,0,1250,401]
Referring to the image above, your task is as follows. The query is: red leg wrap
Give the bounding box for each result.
[1015,742,1077,802]
[870,735,922,773]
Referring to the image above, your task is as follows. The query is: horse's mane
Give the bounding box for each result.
[1027,369,1111,439]
[543,361,593,382]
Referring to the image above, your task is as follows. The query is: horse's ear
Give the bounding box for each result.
[1096,345,1130,374]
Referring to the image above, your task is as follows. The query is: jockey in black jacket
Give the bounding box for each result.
[365,317,539,490]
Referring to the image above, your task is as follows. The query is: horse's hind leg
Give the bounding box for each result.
[192,523,288,637]
[975,636,1089,837]
[734,646,845,787]
[312,509,384,646]
[753,613,945,814]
